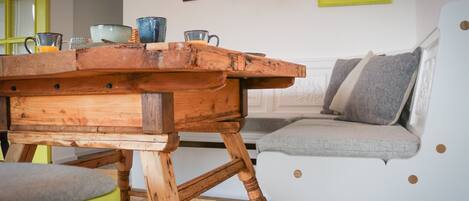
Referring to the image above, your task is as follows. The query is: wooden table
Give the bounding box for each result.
[0,42,305,201]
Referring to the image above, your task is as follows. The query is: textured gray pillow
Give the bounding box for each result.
[338,48,422,125]
[321,58,361,114]
[0,163,116,201]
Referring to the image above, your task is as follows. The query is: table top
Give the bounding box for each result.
[0,42,306,80]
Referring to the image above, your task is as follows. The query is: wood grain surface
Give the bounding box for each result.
[0,42,305,80]
[0,72,227,96]
[9,79,241,130]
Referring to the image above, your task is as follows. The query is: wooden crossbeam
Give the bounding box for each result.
[176,120,243,133]
[243,77,295,89]
[9,79,242,130]
[8,131,180,152]
[63,150,121,168]
[0,72,226,96]
[177,158,245,201]
[129,189,148,198]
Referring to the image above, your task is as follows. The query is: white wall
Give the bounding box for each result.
[73,0,123,38]
[123,0,417,59]
[415,0,455,42]
[50,0,123,41]
[50,0,74,42]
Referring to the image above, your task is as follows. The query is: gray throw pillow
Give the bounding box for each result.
[338,48,422,125]
[321,58,361,114]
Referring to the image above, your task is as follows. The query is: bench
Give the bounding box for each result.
[255,1,469,201]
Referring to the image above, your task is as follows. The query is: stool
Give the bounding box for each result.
[0,163,119,201]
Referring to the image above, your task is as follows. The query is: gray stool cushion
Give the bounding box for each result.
[257,119,420,160]
[0,163,116,201]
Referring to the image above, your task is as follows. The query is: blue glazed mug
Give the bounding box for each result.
[136,17,167,43]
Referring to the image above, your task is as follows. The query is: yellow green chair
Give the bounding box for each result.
[0,163,120,201]
[0,143,51,163]
[0,147,119,201]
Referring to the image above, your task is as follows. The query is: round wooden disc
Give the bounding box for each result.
[461,21,469,30]
[408,175,418,184]
[436,144,447,154]
[293,169,302,178]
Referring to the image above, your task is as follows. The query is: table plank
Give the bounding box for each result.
[8,131,179,151]
[1,51,77,79]
[0,43,305,80]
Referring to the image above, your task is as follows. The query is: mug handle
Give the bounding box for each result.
[208,35,220,47]
[57,34,63,50]
[24,37,37,54]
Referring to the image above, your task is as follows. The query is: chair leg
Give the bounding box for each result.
[117,150,133,201]
[221,132,266,201]
[0,131,8,158]
[5,144,37,162]
[140,151,179,201]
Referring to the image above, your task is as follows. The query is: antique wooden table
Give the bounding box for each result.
[0,42,305,201]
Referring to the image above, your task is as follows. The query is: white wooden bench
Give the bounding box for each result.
[256,1,469,200]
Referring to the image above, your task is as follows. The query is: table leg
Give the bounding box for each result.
[140,151,179,201]
[117,150,133,201]
[5,144,37,162]
[221,132,266,201]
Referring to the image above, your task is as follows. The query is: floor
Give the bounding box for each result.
[96,165,243,201]
[130,196,243,201]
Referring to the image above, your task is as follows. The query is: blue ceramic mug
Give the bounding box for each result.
[136,17,167,43]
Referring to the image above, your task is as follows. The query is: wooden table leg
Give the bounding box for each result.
[117,150,133,201]
[140,92,179,201]
[140,151,179,201]
[5,144,37,162]
[221,132,266,201]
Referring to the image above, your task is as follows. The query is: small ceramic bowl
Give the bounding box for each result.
[90,24,132,43]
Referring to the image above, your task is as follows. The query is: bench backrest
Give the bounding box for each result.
[404,30,440,137]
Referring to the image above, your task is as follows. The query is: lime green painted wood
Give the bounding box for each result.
[32,145,51,164]
[1,0,5,41]
[0,143,50,163]
[4,0,12,53]
[318,0,392,7]
[88,187,120,201]
[0,37,26,43]
[35,0,49,33]
[1,0,49,54]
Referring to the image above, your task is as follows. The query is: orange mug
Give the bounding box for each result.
[24,32,63,54]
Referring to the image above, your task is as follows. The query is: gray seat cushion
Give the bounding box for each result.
[257,119,420,160]
[0,163,116,201]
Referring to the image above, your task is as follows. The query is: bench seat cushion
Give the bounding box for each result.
[257,119,420,160]
[0,163,116,201]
